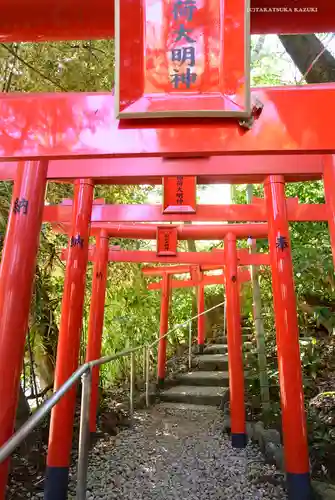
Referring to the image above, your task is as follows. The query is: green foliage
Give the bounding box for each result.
[234,180,335,479]
[0,40,114,92]
[0,40,196,393]
[1,38,334,482]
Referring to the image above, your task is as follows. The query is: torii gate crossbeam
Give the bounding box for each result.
[0,0,334,42]
[0,86,334,161]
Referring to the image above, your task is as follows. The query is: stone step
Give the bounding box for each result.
[211,336,227,344]
[192,354,228,371]
[157,402,217,413]
[213,335,250,344]
[176,370,229,387]
[204,344,228,355]
[160,385,228,406]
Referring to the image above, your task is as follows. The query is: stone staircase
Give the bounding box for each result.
[160,329,251,407]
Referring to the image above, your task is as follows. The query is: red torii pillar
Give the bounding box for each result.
[157,273,171,388]
[197,271,206,354]
[0,162,48,500]
[224,233,247,448]
[45,180,94,500]
[264,176,312,500]
[323,156,335,269]
[85,231,109,434]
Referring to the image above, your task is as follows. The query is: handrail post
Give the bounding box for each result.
[142,346,146,381]
[188,322,192,371]
[130,351,135,416]
[76,369,92,500]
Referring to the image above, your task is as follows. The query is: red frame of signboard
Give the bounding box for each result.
[162,175,197,213]
[156,225,178,256]
[115,0,250,119]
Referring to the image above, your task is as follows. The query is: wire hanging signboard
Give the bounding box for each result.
[115,0,251,118]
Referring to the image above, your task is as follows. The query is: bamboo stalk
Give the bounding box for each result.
[247,185,270,413]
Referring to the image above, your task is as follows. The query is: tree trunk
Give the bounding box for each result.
[279,34,335,83]
[31,266,58,395]
[15,385,30,430]
[251,34,266,63]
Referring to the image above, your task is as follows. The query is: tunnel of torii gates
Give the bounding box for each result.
[0,173,330,500]
[1,171,335,500]
[1,2,335,500]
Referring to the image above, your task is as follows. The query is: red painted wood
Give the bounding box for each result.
[197,275,206,348]
[116,0,248,118]
[144,264,210,276]
[224,233,246,442]
[0,87,334,160]
[0,0,332,42]
[163,176,197,213]
[47,180,94,472]
[264,175,310,475]
[0,162,48,498]
[157,274,170,382]
[86,232,109,433]
[251,0,330,34]
[53,222,268,239]
[157,226,178,256]
[142,258,268,276]
[61,248,271,266]
[323,156,335,269]
[43,201,328,223]
[0,156,326,183]
[147,269,251,289]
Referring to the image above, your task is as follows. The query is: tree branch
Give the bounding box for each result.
[278,34,335,84]
[0,43,68,91]
[26,383,53,400]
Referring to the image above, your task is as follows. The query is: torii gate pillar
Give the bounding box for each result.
[0,162,48,500]
[45,180,94,500]
[157,273,171,388]
[197,273,206,353]
[323,155,335,269]
[224,233,246,448]
[86,231,109,434]
[264,175,312,500]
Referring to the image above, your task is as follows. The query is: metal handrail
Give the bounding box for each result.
[0,300,226,500]
[0,346,142,500]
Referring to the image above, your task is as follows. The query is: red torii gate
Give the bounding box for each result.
[1,2,335,497]
[141,247,268,450]
[41,195,329,222]
[59,246,258,434]
[0,0,334,41]
[1,166,332,500]
[144,264,252,374]
[57,218,268,453]
[146,270,251,289]
[53,221,269,239]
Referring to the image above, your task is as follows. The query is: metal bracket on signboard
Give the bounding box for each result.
[238,97,264,130]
